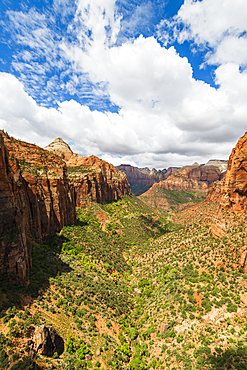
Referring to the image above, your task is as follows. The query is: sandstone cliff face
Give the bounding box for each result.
[2,132,77,238]
[205,133,247,272]
[116,164,177,195]
[66,155,131,207]
[45,138,131,206]
[139,161,227,209]
[0,134,30,280]
[207,132,247,213]
[0,133,130,281]
[0,131,77,281]
[45,137,73,161]
[161,162,226,192]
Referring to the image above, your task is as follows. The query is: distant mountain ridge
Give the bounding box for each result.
[139,159,228,209]
[116,164,179,195]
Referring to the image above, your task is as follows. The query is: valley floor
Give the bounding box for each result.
[0,196,247,370]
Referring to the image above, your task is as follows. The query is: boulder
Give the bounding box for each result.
[159,323,169,334]
[134,288,142,296]
[33,325,64,357]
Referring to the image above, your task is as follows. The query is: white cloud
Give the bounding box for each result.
[160,0,247,67]
[1,0,247,169]
[0,68,245,169]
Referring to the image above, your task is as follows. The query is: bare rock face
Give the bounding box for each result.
[66,155,131,206]
[45,139,131,206]
[2,132,77,240]
[0,132,131,281]
[0,131,77,281]
[0,133,30,280]
[206,133,247,212]
[140,161,227,209]
[116,164,176,195]
[33,325,64,357]
[161,161,227,192]
[45,137,73,160]
[206,132,247,271]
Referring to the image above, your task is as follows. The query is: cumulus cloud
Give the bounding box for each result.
[1,0,247,169]
[159,0,247,67]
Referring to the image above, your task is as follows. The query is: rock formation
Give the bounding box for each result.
[206,133,247,213]
[45,137,73,160]
[0,132,131,280]
[116,164,178,195]
[33,325,64,357]
[160,161,227,192]
[140,160,227,209]
[66,155,131,207]
[0,133,31,281]
[0,131,76,281]
[46,138,131,207]
[2,132,77,239]
[205,132,247,272]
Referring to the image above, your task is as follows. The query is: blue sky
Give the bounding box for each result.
[0,0,247,168]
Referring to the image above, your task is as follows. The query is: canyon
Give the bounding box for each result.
[45,138,131,207]
[0,132,130,281]
[116,164,179,195]
[139,160,227,209]
[1,131,247,370]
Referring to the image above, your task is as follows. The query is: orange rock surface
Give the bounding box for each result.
[45,138,131,206]
[66,154,131,206]
[0,133,30,281]
[0,132,131,280]
[140,161,226,209]
[0,131,77,281]
[207,132,247,212]
[116,164,173,195]
[162,162,225,192]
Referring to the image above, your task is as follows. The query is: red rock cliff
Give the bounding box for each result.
[67,155,131,207]
[161,162,226,192]
[0,133,31,281]
[115,164,174,195]
[205,133,247,272]
[140,161,227,209]
[207,132,247,213]
[45,139,131,207]
[0,131,77,281]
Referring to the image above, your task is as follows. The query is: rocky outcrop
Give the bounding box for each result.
[45,138,131,207]
[140,160,227,209]
[33,325,64,357]
[207,132,247,213]
[0,132,131,280]
[0,133,30,280]
[0,131,77,281]
[66,155,131,207]
[160,161,227,192]
[205,133,247,272]
[2,132,77,239]
[45,137,73,160]
[116,164,178,195]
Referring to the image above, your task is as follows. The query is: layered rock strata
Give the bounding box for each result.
[0,133,131,280]
[0,131,77,280]
[140,160,227,209]
[116,164,178,195]
[46,138,131,206]
[160,161,227,192]
[206,133,247,212]
[0,133,30,280]
[205,132,247,272]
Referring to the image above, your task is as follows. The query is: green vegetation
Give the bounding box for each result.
[0,196,247,369]
[67,165,97,176]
